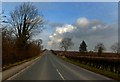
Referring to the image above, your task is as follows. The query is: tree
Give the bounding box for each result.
[9,2,44,49]
[111,42,120,54]
[79,40,87,52]
[60,38,74,51]
[0,10,8,27]
[94,43,106,56]
[32,39,43,50]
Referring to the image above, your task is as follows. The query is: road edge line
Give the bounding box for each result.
[56,69,65,80]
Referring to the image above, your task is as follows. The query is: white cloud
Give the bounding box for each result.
[55,24,76,34]
[76,17,90,27]
[49,35,53,39]
[48,24,76,47]
[53,33,57,36]
[47,17,117,51]
[92,26,97,30]
[91,24,110,31]
[57,38,62,42]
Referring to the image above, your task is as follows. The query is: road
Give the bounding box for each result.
[8,50,112,80]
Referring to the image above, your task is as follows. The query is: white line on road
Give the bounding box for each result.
[56,69,65,80]
[7,65,30,80]
[7,57,41,80]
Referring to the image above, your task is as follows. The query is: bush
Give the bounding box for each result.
[2,28,42,67]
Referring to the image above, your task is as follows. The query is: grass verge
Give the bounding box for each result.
[2,55,40,71]
[60,56,120,81]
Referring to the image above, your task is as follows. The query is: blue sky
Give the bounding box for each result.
[34,2,118,24]
[2,2,118,51]
[3,2,118,24]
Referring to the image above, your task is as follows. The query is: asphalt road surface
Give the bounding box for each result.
[8,50,112,80]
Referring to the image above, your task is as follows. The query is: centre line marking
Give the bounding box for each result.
[56,69,65,80]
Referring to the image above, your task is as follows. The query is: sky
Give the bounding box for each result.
[1,0,120,2]
[2,2,118,51]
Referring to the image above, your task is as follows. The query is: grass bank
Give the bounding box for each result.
[2,55,40,71]
[3,50,46,71]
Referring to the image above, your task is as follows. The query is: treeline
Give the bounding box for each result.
[60,38,120,55]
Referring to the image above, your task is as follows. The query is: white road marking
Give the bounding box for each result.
[7,56,41,80]
[56,69,65,80]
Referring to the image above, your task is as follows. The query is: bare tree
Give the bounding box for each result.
[111,42,120,54]
[32,39,43,49]
[9,2,44,48]
[94,43,106,56]
[60,38,74,51]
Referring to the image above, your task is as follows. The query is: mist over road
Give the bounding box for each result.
[8,50,111,80]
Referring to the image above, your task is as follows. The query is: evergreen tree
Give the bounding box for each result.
[79,40,87,52]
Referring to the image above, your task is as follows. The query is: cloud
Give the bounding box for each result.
[55,24,76,34]
[49,22,64,28]
[92,26,97,30]
[48,36,62,46]
[47,24,76,47]
[75,17,90,27]
[48,17,118,50]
